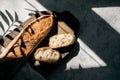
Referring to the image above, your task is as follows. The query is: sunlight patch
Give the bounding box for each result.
[92,7,120,34]
[66,38,107,70]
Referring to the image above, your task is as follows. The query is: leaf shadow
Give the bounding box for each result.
[24,0,39,16]
[0,21,5,32]
[0,11,10,26]
[25,0,38,11]
[15,11,22,24]
[5,10,14,22]
[0,10,22,37]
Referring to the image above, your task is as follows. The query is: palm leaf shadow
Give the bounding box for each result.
[25,0,38,11]
[0,21,5,32]
[0,11,10,26]
[0,10,22,37]
[24,0,39,16]
[24,8,38,16]
[15,11,22,24]
[5,10,14,22]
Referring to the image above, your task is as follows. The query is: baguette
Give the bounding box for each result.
[0,11,55,59]
[34,47,60,63]
[49,33,75,49]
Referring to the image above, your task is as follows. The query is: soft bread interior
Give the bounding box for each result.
[49,33,75,49]
[34,47,60,63]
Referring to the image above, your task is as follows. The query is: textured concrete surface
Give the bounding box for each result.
[0,0,120,80]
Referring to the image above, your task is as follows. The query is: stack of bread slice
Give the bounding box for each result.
[34,33,75,65]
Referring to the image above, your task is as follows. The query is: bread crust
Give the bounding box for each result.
[0,11,54,59]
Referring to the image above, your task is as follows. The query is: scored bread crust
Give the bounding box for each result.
[34,47,60,63]
[49,33,75,49]
[1,12,55,58]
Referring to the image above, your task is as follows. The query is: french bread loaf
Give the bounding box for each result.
[0,11,55,59]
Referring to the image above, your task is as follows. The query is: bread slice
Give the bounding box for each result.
[0,11,55,59]
[34,47,60,63]
[49,33,75,49]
